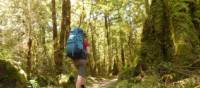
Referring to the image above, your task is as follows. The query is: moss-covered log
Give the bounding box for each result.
[0,59,27,88]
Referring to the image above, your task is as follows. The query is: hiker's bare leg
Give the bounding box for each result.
[76,75,85,88]
[74,59,87,88]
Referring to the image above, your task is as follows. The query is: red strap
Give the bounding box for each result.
[83,39,89,49]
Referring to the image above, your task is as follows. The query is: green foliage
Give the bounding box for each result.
[118,67,134,80]
[29,79,40,88]
[59,74,75,88]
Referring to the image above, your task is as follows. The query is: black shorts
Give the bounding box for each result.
[67,51,87,60]
[70,51,87,60]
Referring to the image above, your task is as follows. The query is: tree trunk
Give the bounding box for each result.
[121,46,125,66]
[191,2,200,40]
[120,31,125,67]
[128,31,134,67]
[104,13,112,75]
[26,0,33,80]
[145,0,150,16]
[41,27,47,56]
[167,0,200,66]
[51,0,59,75]
[90,23,97,76]
[57,0,71,74]
[27,38,32,80]
[64,0,71,45]
[113,42,119,75]
[137,0,200,80]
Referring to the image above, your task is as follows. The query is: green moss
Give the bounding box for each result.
[141,0,200,68]
[169,0,200,66]
[119,0,200,87]
[0,59,27,88]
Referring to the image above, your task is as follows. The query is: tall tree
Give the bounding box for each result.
[57,0,71,74]
[90,22,98,75]
[145,0,150,16]
[136,0,200,80]
[25,0,33,80]
[104,13,112,74]
[51,0,59,74]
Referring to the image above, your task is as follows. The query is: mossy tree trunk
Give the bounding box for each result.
[137,0,200,79]
[104,13,111,75]
[140,0,173,68]
[167,0,200,66]
[24,0,34,80]
[51,0,59,75]
[90,23,98,76]
[57,0,71,74]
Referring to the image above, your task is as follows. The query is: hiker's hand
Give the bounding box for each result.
[86,47,90,54]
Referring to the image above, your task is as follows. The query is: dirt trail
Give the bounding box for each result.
[87,78,118,88]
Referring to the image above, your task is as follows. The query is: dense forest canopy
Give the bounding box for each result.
[0,0,200,88]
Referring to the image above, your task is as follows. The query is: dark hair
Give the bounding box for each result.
[83,32,87,38]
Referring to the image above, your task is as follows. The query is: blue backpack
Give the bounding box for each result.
[66,27,85,59]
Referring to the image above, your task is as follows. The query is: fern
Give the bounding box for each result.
[172,3,189,13]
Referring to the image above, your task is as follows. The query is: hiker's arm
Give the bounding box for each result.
[86,47,90,55]
[85,39,90,55]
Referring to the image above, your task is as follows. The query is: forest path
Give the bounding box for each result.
[86,77,118,88]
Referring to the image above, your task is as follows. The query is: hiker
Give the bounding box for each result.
[66,27,89,88]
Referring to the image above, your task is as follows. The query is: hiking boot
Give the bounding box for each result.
[81,85,85,88]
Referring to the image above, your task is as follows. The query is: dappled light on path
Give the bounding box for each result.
[87,77,118,88]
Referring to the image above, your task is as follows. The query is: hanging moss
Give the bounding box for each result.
[168,0,200,66]
[0,59,27,88]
